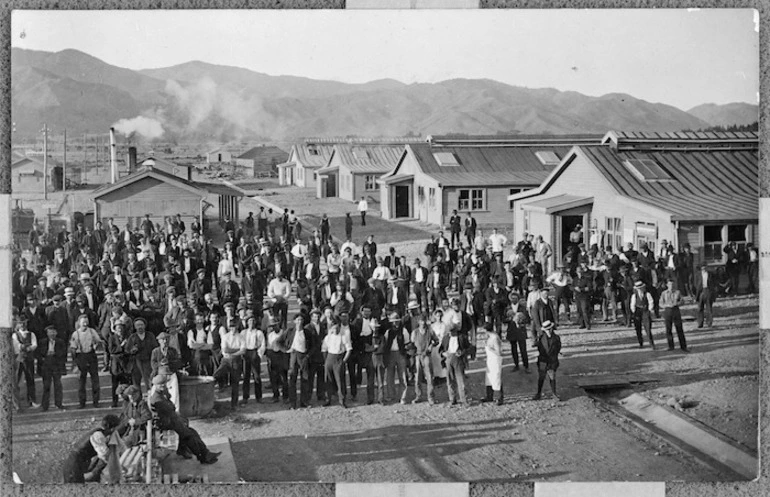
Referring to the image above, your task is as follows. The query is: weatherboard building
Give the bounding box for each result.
[509,131,759,265]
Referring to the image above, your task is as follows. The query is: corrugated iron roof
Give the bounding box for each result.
[321,144,405,174]
[236,146,289,162]
[410,143,571,186]
[294,143,335,169]
[579,145,758,222]
[92,166,206,199]
[428,133,603,146]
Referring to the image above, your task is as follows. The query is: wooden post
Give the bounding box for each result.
[145,419,152,483]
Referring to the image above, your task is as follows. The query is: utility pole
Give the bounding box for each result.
[63,129,67,192]
[42,123,48,200]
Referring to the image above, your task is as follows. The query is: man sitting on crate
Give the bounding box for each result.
[148,374,220,464]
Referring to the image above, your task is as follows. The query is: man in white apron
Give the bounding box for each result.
[482,321,504,405]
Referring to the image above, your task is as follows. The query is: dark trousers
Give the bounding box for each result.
[510,339,528,368]
[242,350,263,401]
[633,309,654,347]
[344,350,359,399]
[536,362,557,396]
[214,356,243,406]
[41,362,63,409]
[360,211,366,226]
[76,351,100,406]
[132,359,152,392]
[663,307,687,350]
[292,257,305,282]
[289,351,311,407]
[161,415,212,463]
[111,373,131,405]
[324,353,346,404]
[190,350,213,376]
[16,357,36,405]
[266,350,288,399]
[309,361,326,401]
[697,292,714,327]
[413,283,428,312]
[321,229,330,245]
[353,351,376,403]
[747,262,758,293]
[575,297,591,329]
[446,354,466,404]
[373,353,387,403]
[450,231,461,249]
[554,289,571,323]
[465,232,474,249]
[274,301,288,329]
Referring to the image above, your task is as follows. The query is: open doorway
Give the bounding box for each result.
[561,215,584,258]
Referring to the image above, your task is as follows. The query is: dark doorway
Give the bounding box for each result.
[325,175,337,198]
[395,185,410,218]
[561,215,583,258]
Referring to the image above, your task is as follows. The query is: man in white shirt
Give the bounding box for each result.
[290,239,308,283]
[70,314,104,408]
[384,312,411,405]
[267,272,292,328]
[265,319,289,402]
[322,323,352,407]
[283,313,312,409]
[473,229,487,256]
[357,196,368,226]
[213,320,246,408]
[240,316,265,405]
[488,228,508,257]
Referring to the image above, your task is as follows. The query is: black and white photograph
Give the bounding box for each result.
[6,8,760,485]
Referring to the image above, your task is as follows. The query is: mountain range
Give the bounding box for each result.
[11,47,759,144]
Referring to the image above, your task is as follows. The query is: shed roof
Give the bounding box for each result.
[236,145,289,162]
[428,133,603,147]
[407,143,572,187]
[92,166,206,199]
[522,194,594,214]
[140,156,194,169]
[320,144,404,175]
[580,145,758,221]
[293,143,335,169]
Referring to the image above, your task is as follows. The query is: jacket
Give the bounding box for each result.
[439,332,470,358]
[536,332,561,369]
[37,337,68,374]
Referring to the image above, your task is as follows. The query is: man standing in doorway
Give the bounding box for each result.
[358,196,368,226]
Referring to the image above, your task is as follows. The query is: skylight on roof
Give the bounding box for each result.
[433,152,460,166]
[352,148,370,160]
[624,159,673,181]
[535,150,560,166]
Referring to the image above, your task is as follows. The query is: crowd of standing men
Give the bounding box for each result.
[11,205,757,415]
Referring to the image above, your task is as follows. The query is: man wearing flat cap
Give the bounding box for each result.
[148,375,220,464]
[38,324,67,411]
[116,385,153,445]
[125,317,158,393]
[151,332,182,411]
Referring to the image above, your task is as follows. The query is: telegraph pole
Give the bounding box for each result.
[63,129,67,192]
[42,123,48,200]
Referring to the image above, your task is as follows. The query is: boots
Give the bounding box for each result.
[200,450,221,465]
[84,459,107,482]
[533,376,545,400]
[482,386,494,402]
[495,386,503,406]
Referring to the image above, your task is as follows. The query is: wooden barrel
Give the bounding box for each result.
[178,376,215,418]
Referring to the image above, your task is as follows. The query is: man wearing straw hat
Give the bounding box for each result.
[630,280,656,349]
[532,320,561,401]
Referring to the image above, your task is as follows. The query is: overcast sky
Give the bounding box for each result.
[12,9,758,111]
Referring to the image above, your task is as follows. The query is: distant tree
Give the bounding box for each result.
[681,121,758,133]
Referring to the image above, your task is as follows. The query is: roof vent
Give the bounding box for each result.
[624,158,673,181]
[535,150,560,166]
[433,152,460,166]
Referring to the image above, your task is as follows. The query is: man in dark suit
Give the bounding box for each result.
[449,209,462,249]
[694,262,717,328]
[13,258,36,310]
[532,320,561,401]
[411,258,430,313]
[38,325,68,410]
[217,271,241,308]
[572,265,594,330]
[464,212,477,249]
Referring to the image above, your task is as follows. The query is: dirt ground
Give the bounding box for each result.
[13,292,758,483]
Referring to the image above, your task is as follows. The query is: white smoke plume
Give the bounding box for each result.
[113,116,165,139]
[165,78,218,132]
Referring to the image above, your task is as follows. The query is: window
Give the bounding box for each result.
[703,225,723,262]
[365,175,377,191]
[606,217,623,251]
[433,152,460,167]
[535,151,560,166]
[624,159,673,181]
[418,186,425,203]
[308,146,319,156]
[508,187,531,210]
[459,188,485,211]
[523,210,530,233]
[429,188,436,208]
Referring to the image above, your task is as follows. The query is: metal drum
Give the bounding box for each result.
[177,375,215,418]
